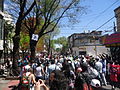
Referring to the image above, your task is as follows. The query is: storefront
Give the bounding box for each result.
[104,32,120,63]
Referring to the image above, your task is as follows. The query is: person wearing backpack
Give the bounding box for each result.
[21,68,36,90]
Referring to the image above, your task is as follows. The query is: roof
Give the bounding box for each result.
[114,6,120,12]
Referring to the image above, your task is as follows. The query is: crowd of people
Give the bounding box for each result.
[17,53,120,90]
[1,53,120,90]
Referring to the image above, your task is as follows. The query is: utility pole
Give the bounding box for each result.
[113,22,116,33]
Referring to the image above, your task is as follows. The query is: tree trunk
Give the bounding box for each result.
[12,20,22,75]
[12,35,20,75]
[30,40,37,63]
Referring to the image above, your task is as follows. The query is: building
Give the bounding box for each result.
[0,0,13,62]
[114,6,120,32]
[0,0,4,59]
[68,31,109,57]
[103,6,120,63]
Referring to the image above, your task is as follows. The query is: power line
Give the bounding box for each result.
[95,16,115,30]
[85,0,119,27]
[95,10,120,30]
[59,25,113,28]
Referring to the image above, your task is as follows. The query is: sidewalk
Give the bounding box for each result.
[0,78,19,90]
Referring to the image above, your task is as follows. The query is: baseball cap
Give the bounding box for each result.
[90,79,101,87]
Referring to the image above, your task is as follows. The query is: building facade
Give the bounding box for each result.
[114,6,120,32]
[68,31,109,57]
[103,6,120,63]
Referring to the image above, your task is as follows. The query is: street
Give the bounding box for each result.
[0,77,120,90]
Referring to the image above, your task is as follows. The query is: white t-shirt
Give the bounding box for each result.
[88,66,99,77]
[95,61,103,73]
[48,64,61,74]
[35,66,43,77]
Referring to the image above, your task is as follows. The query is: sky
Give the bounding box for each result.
[55,0,120,39]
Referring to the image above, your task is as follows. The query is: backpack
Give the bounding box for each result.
[21,73,31,88]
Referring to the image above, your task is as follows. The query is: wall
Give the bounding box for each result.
[72,45,109,57]
[115,6,120,32]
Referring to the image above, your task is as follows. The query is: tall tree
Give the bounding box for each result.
[23,0,83,61]
[6,0,85,70]
[5,0,36,74]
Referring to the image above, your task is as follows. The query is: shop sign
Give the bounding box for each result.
[104,33,120,45]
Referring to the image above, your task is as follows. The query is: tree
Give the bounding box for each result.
[6,0,84,70]
[36,37,44,52]
[23,0,83,61]
[5,0,36,74]
[44,28,60,55]
[54,36,68,55]
[20,32,30,57]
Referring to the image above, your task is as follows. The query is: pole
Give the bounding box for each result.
[113,22,116,33]
[93,36,97,57]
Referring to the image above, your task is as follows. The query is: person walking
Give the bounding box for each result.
[35,62,45,81]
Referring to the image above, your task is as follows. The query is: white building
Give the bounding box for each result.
[0,0,4,57]
[68,31,109,57]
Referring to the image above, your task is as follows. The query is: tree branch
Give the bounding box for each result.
[20,0,36,21]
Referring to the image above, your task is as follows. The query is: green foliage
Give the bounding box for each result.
[7,0,83,56]
[56,48,61,52]
[55,36,68,47]
[54,36,68,54]
[20,32,30,50]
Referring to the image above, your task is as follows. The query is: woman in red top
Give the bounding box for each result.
[109,62,118,89]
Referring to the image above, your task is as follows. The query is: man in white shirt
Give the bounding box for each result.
[95,58,107,86]
[47,60,61,76]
